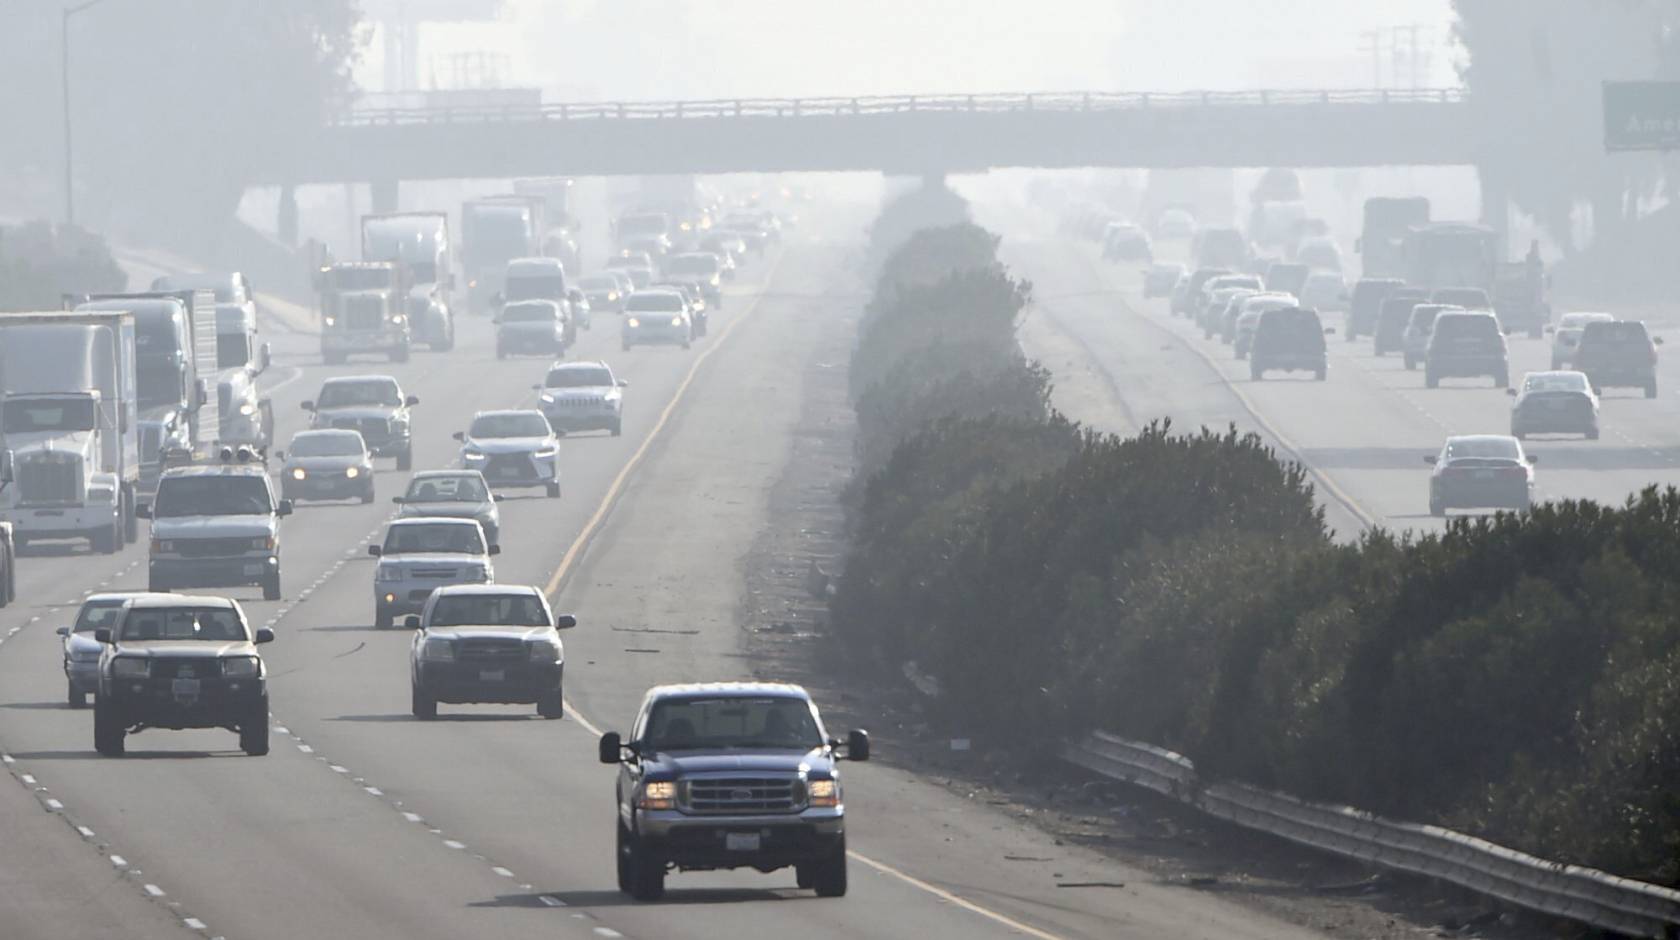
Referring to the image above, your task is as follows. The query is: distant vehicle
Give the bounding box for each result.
[1404,223,1550,337]
[598,682,870,900]
[1143,263,1186,298]
[579,275,627,314]
[536,361,627,438]
[1250,306,1329,381]
[1509,371,1599,440]
[1203,287,1258,340]
[1249,199,1307,252]
[58,591,148,708]
[1173,268,1231,318]
[1402,304,1462,371]
[393,470,502,548]
[1193,226,1250,270]
[1298,271,1348,314]
[1154,207,1196,239]
[369,517,497,629]
[698,231,748,269]
[463,197,545,316]
[1358,196,1430,278]
[276,429,374,504]
[1574,319,1661,397]
[616,211,673,252]
[1264,262,1310,299]
[623,290,693,351]
[501,256,574,346]
[653,281,709,336]
[663,252,726,306]
[407,584,574,720]
[316,263,412,364]
[1373,290,1428,356]
[360,211,457,350]
[303,375,418,470]
[1425,311,1509,389]
[1293,237,1343,272]
[496,300,568,359]
[1426,434,1535,515]
[92,594,275,757]
[1549,311,1616,370]
[1101,222,1152,262]
[140,458,291,598]
[605,252,656,289]
[454,410,562,498]
[1233,294,1300,359]
[1429,287,1491,310]
[1346,277,1407,341]
[1196,274,1262,332]
[566,287,593,331]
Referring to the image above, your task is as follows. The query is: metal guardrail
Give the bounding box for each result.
[333,88,1467,127]
[1063,730,1680,938]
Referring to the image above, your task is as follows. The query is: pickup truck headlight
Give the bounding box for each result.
[807,778,839,808]
[249,536,276,551]
[638,780,676,810]
[238,402,257,417]
[461,563,487,581]
[532,446,558,459]
[462,450,486,462]
[528,638,561,662]
[221,655,260,678]
[111,657,149,678]
[670,316,684,327]
[375,564,403,582]
[626,317,641,328]
[420,636,455,662]
[151,538,175,554]
[344,466,362,479]
[290,467,307,480]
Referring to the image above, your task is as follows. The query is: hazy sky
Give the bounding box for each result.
[361,0,1459,99]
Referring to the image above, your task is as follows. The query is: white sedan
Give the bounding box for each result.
[454,410,562,498]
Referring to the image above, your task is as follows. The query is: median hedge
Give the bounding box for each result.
[0,220,125,311]
[832,189,1680,884]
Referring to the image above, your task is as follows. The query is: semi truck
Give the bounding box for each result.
[1402,223,1551,337]
[0,311,140,553]
[360,211,456,350]
[1359,197,1432,279]
[461,196,545,316]
[512,177,583,275]
[316,261,411,364]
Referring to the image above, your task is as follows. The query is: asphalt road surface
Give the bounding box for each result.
[0,211,1338,939]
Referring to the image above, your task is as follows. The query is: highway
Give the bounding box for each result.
[0,208,1340,939]
[982,200,1680,541]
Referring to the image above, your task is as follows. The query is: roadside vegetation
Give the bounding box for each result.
[0,221,126,311]
[833,186,1680,885]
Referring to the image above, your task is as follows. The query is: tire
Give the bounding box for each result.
[375,607,394,630]
[411,684,437,720]
[148,576,169,593]
[812,836,848,897]
[796,864,815,890]
[361,486,375,505]
[681,340,691,350]
[1250,363,1263,382]
[616,823,636,895]
[396,446,413,472]
[122,490,139,544]
[94,699,125,756]
[1550,357,1563,371]
[545,481,561,499]
[1587,425,1601,441]
[91,521,119,555]
[1314,367,1327,382]
[496,347,507,360]
[433,323,455,352]
[1495,371,1509,389]
[1646,381,1659,399]
[611,419,623,438]
[68,686,87,709]
[1403,354,1415,371]
[262,569,281,602]
[536,685,564,719]
[1429,499,1446,518]
[240,700,270,756]
[622,341,632,352]
[1425,371,1439,389]
[628,838,665,901]
[390,344,410,364]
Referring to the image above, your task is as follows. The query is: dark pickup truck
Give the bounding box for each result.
[600,682,869,900]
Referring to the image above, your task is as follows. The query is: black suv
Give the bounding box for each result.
[304,375,419,470]
[1373,289,1428,356]
[1250,307,1329,381]
[1426,311,1509,388]
[1575,319,1662,397]
[1345,277,1405,341]
[93,594,273,757]
[600,682,869,900]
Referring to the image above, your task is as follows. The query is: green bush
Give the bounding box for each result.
[0,221,126,311]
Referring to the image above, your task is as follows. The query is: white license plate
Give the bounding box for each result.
[243,563,265,576]
[1472,469,1495,480]
[725,832,761,852]
[172,678,200,697]
[478,669,504,682]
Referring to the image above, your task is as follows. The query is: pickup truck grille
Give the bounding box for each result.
[346,307,384,331]
[331,417,390,439]
[410,566,463,580]
[150,659,221,679]
[17,456,79,504]
[682,776,800,814]
[175,537,254,558]
[457,638,524,663]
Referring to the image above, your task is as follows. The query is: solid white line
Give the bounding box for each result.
[593,929,622,938]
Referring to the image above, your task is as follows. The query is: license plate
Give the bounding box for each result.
[33,510,64,517]
[493,466,519,478]
[172,678,200,697]
[1472,469,1495,480]
[725,832,761,852]
[243,563,264,576]
[478,669,504,682]
[1545,400,1564,410]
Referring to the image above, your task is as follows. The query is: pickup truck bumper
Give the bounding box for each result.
[101,676,266,730]
[634,808,844,871]
[150,553,278,589]
[1,503,118,540]
[413,660,561,705]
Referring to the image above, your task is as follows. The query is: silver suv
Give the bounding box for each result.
[141,460,291,600]
[369,517,496,629]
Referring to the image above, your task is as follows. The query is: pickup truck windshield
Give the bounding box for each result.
[317,381,400,408]
[506,276,565,301]
[117,607,246,642]
[404,475,487,502]
[428,594,548,627]
[3,398,97,433]
[153,476,273,517]
[383,524,484,555]
[644,697,823,751]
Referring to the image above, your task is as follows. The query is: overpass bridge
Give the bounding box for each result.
[254,88,1479,191]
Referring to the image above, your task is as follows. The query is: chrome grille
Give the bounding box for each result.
[458,638,524,663]
[410,567,462,580]
[682,776,800,814]
[152,659,220,679]
[175,537,254,558]
[17,456,80,504]
[484,453,534,478]
[346,306,384,331]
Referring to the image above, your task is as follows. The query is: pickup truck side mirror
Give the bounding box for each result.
[276,499,293,517]
[843,729,870,761]
[1655,336,1666,346]
[492,494,505,502]
[390,495,405,504]
[598,731,625,764]
[1505,388,1518,397]
[405,395,420,407]
[253,627,275,644]
[451,431,465,442]
[487,544,501,556]
[273,450,286,462]
[617,379,630,388]
[1528,455,1540,464]
[94,628,112,644]
[135,504,152,519]
[403,615,421,630]
[55,626,69,637]
[367,545,382,557]
[1424,455,1438,465]
[301,400,315,412]
[554,614,577,630]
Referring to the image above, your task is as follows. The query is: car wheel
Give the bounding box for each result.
[1646,381,1659,399]
[1250,364,1263,382]
[1513,429,1525,440]
[68,686,87,709]
[1429,498,1446,518]
[361,486,375,505]
[433,324,454,352]
[148,576,169,593]
[91,521,119,554]
[622,341,632,352]
[1587,425,1601,440]
[537,686,564,719]
[796,864,815,890]
[681,340,691,350]
[812,835,848,897]
[616,823,636,894]
[262,570,282,602]
[546,481,562,499]
[397,446,413,472]
[1495,371,1509,389]
[375,607,393,629]
[390,344,410,364]
[1425,371,1439,389]
[240,700,270,756]
[496,347,507,360]
[629,839,665,901]
[1403,354,1415,370]
[94,699,125,757]
[611,419,623,438]
[1314,367,1327,381]
[411,685,437,720]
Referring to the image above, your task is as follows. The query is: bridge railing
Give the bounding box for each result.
[333,88,1466,127]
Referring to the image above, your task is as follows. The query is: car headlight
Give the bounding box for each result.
[709,275,719,287]
[462,563,487,581]
[290,467,307,480]
[250,535,276,551]
[539,392,555,404]
[151,538,175,554]
[111,657,149,678]
[462,450,486,462]
[670,316,683,327]
[345,466,361,479]
[638,780,676,810]
[221,655,260,678]
[528,638,561,662]
[420,636,455,662]
[239,402,257,417]
[89,486,116,503]
[533,446,558,458]
[808,778,839,808]
[323,316,336,326]
[375,564,404,582]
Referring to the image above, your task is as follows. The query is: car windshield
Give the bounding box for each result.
[626,293,683,313]
[117,607,247,642]
[3,398,97,433]
[1434,314,1499,339]
[1583,322,1650,345]
[501,302,557,324]
[153,476,272,517]
[643,697,823,751]
[74,599,130,633]
[579,276,618,292]
[1559,313,1609,329]
[667,255,718,275]
[318,380,400,408]
[428,594,549,627]
[618,214,668,237]
[1524,373,1590,393]
[546,367,614,388]
[1444,438,1521,462]
[289,432,364,458]
[405,475,488,503]
[506,276,565,301]
[470,413,551,438]
[383,524,484,555]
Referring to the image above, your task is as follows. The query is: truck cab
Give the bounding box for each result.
[139,452,291,599]
[318,264,411,365]
[499,257,573,345]
[360,213,456,351]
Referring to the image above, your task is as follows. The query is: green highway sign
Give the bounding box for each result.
[1605,81,1680,151]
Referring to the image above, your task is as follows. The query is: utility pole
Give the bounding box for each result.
[1359,29,1382,88]
[61,0,120,228]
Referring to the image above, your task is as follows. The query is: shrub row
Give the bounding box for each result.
[0,221,126,311]
[833,197,1680,884]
